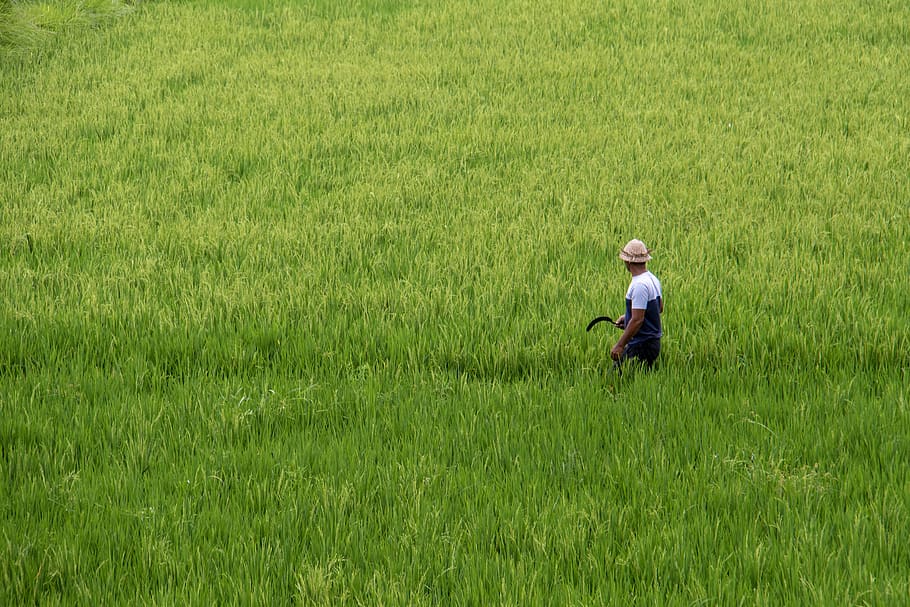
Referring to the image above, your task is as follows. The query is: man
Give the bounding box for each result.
[610,239,663,369]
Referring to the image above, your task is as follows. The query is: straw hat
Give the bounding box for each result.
[619,239,652,263]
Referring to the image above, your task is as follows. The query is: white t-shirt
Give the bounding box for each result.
[625,271,662,343]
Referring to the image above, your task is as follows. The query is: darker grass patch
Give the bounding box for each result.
[437,347,582,382]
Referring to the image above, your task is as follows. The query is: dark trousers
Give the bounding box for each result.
[620,339,661,370]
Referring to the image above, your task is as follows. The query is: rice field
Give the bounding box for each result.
[1,0,909,603]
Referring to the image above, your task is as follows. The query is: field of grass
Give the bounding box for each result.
[2,0,909,603]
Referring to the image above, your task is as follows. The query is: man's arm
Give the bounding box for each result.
[611,308,645,360]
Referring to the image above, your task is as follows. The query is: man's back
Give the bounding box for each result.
[625,271,662,346]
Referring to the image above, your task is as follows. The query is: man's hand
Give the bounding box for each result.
[610,343,624,361]
[614,316,626,329]
[611,309,643,361]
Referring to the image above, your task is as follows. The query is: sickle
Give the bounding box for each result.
[586,316,620,332]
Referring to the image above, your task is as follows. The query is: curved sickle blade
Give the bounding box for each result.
[586,316,615,332]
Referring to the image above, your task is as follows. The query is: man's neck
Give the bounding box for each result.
[629,264,648,276]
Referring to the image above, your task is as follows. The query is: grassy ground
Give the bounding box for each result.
[2,0,909,603]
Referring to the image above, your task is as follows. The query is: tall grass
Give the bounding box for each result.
[1,0,909,603]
